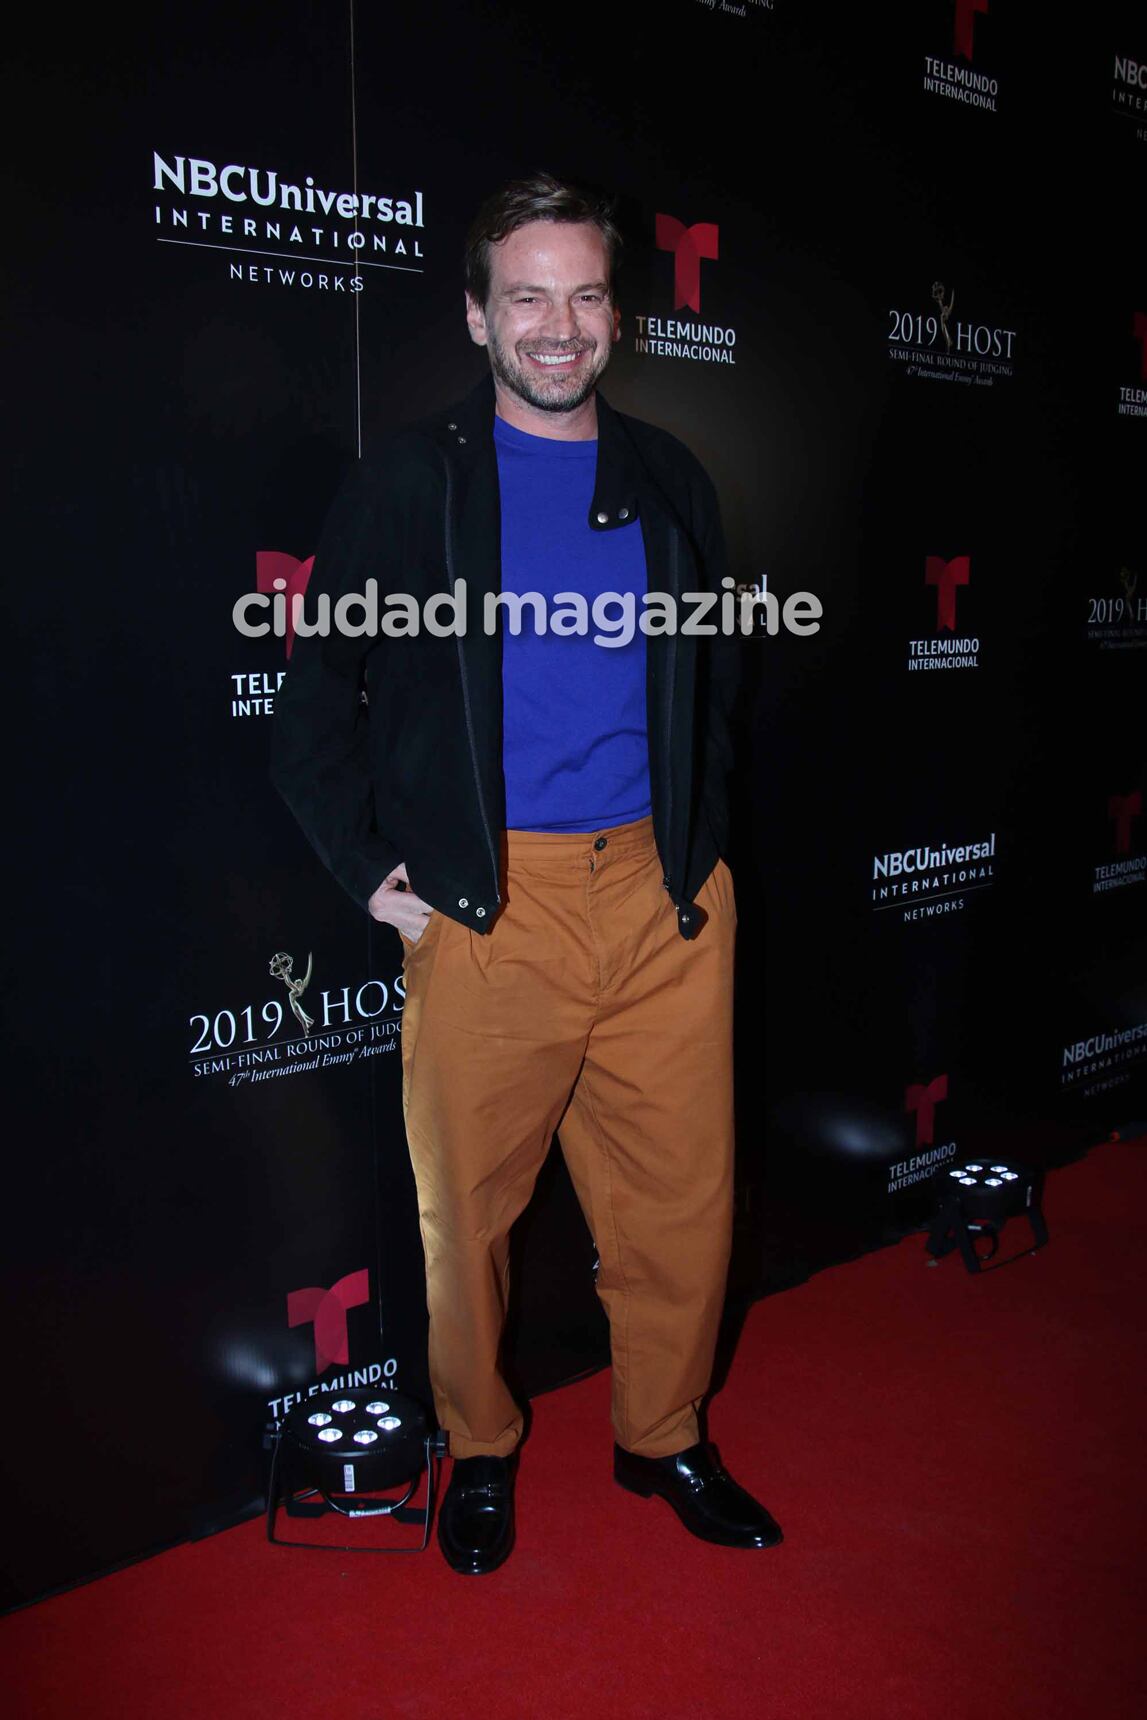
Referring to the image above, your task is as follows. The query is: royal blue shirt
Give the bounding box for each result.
[495,415,651,832]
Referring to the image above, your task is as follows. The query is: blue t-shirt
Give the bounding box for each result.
[495,416,651,832]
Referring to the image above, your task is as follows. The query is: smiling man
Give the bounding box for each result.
[272,173,782,1574]
[470,222,615,408]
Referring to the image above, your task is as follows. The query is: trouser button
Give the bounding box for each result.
[593,836,608,851]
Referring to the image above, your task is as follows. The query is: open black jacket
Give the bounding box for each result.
[271,374,739,939]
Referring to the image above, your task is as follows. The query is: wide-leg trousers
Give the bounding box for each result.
[399,814,736,1459]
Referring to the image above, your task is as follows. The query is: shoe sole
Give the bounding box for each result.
[441,1547,514,1575]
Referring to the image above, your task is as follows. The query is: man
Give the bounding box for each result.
[272,173,781,1573]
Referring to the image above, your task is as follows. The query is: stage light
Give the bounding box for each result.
[926,1158,1048,1273]
[265,1387,444,1554]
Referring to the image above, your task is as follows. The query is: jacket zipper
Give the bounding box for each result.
[441,448,501,906]
[664,532,678,889]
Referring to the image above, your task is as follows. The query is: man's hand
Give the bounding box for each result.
[368,863,435,942]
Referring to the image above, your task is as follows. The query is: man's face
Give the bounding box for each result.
[465,220,621,416]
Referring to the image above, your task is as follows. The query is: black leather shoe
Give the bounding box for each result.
[436,1454,516,1575]
[614,1441,783,1548]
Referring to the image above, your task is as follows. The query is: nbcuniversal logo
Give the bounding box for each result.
[871,832,997,921]
[1061,1021,1147,1096]
[151,149,427,294]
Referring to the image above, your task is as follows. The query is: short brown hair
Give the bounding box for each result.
[464,172,622,306]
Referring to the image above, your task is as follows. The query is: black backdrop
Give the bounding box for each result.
[5,0,1144,1608]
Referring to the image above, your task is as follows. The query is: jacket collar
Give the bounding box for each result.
[434,372,642,531]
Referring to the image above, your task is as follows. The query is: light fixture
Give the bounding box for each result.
[926,1158,1048,1273]
[266,1388,445,1553]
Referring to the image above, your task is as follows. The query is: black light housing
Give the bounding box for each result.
[926,1159,1049,1272]
[265,1388,444,1552]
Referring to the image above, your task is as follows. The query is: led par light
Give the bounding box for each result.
[266,1388,443,1553]
[928,1158,1048,1273]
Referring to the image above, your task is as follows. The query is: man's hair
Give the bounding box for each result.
[464,172,622,307]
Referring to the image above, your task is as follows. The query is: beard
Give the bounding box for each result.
[486,333,612,415]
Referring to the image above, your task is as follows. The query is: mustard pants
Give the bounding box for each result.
[400,815,735,1458]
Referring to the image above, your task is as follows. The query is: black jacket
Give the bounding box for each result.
[271,374,739,939]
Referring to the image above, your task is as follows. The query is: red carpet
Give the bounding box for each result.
[6,1140,1145,1720]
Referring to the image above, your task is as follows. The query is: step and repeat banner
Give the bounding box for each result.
[5,0,1144,1604]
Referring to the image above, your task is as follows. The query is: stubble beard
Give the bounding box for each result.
[487,333,611,416]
